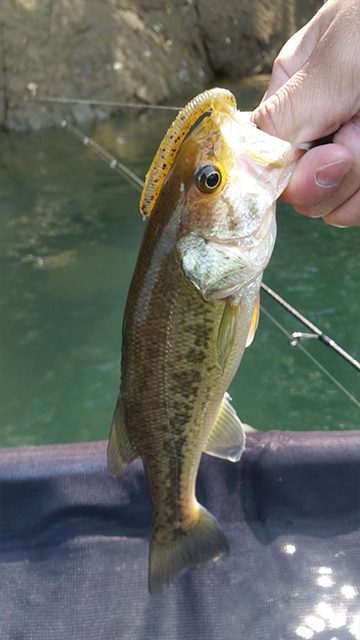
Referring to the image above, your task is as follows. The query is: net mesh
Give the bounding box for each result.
[1,432,359,639]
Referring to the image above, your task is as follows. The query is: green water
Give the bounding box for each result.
[0,82,359,447]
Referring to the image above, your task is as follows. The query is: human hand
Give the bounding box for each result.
[252,0,360,227]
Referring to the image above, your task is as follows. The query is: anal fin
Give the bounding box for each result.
[204,393,245,462]
[107,398,138,477]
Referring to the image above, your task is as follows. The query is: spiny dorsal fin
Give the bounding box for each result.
[204,393,245,462]
[107,398,138,477]
[245,293,260,348]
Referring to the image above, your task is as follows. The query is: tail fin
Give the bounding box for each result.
[149,506,229,594]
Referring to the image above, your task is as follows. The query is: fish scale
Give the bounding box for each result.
[108,88,302,592]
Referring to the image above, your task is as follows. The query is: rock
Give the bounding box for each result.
[196,0,323,77]
[0,0,323,130]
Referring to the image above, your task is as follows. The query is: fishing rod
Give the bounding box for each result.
[26,89,360,377]
[260,305,360,410]
[262,283,360,373]
[57,119,144,191]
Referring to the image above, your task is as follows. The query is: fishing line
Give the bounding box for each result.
[40,107,360,389]
[262,283,360,373]
[261,305,360,410]
[25,87,182,112]
[57,118,144,191]
[39,96,182,111]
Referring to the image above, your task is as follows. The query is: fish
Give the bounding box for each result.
[108,88,303,593]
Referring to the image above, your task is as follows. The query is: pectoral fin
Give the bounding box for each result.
[245,294,260,348]
[107,398,138,476]
[217,299,242,371]
[204,393,245,462]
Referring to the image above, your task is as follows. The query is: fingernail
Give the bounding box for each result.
[315,160,351,188]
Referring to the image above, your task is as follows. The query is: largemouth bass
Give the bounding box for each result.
[108,88,302,593]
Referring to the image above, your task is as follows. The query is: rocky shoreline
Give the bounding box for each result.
[1,0,322,130]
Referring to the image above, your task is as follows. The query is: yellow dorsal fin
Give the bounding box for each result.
[140,88,237,217]
[245,294,260,348]
[204,393,245,462]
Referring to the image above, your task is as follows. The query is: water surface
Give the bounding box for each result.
[0,81,359,446]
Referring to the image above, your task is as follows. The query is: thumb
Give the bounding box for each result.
[252,63,348,144]
[252,3,360,144]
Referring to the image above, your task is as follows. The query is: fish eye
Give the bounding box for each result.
[195,165,222,193]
